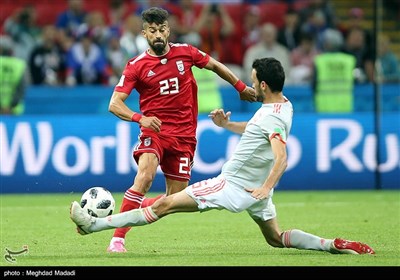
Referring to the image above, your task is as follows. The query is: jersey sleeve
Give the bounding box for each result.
[260,115,288,144]
[113,60,137,95]
[189,45,210,69]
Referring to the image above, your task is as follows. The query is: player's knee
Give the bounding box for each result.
[267,238,284,248]
[265,234,284,248]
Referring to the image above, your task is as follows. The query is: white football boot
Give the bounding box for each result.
[70,201,95,235]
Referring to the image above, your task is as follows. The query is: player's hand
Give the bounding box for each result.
[239,86,256,102]
[244,186,271,200]
[139,116,162,132]
[208,108,231,128]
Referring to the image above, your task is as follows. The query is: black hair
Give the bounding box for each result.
[252,57,285,93]
[141,7,169,25]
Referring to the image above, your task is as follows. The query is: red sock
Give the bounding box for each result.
[113,189,144,238]
[141,194,166,207]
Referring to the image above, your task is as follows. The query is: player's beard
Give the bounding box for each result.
[255,88,265,102]
[150,40,166,56]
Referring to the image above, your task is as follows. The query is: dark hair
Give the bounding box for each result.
[141,7,169,25]
[252,57,285,92]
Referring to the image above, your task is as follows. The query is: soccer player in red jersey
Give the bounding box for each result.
[106,7,256,252]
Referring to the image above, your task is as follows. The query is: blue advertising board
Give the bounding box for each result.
[1,113,399,193]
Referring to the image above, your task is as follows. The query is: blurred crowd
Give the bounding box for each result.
[1,0,399,88]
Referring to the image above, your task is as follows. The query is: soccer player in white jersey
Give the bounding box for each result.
[71,57,375,255]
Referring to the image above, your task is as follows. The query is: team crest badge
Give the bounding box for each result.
[144,137,151,146]
[176,60,185,74]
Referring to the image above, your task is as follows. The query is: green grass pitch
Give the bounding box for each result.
[1,190,399,269]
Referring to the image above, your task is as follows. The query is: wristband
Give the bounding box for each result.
[234,80,246,93]
[131,113,142,123]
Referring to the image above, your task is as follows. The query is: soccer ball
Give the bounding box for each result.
[80,187,115,218]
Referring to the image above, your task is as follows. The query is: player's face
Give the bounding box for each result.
[142,21,170,55]
[251,69,265,103]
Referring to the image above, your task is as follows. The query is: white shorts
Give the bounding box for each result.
[185,174,276,221]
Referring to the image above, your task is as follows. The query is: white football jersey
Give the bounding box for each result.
[221,98,293,190]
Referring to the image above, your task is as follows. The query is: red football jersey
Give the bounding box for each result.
[114,42,210,137]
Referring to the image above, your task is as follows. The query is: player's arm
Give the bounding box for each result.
[109,91,162,132]
[245,137,288,199]
[209,108,247,134]
[203,56,256,102]
[263,137,288,190]
[109,90,137,121]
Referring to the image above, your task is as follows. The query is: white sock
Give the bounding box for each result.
[281,229,333,251]
[90,207,159,232]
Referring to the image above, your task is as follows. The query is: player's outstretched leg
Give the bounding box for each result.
[141,194,166,207]
[70,201,95,235]
[330,238,375,254]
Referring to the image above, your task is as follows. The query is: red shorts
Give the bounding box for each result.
[133,129,197,181]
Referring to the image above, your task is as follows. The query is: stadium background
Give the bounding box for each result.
[1,0,399,193]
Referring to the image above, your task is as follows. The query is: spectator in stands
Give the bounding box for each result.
[242,23,292,85]
[0,35,27,115]
[337,7,374,55]
[65,28,108,86]
[193,3,235,62]
[312,28,355,113]
[242,5,262,50]
[300,9,329,51]
[107,0,130,34]
[277,7,302,51]
[174,0,202,46]
[3,5,41,61]
[29,25,66,86]
[119,15,149,62]
[342,27,375,83]
[298,0,337,30]
[105,30,125,86]
[55,0,87,44]
[376,33,400,84]
[224,4,262,68]
[289,31,320,85]
[173,1,224,111]
[76,10,110,50]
